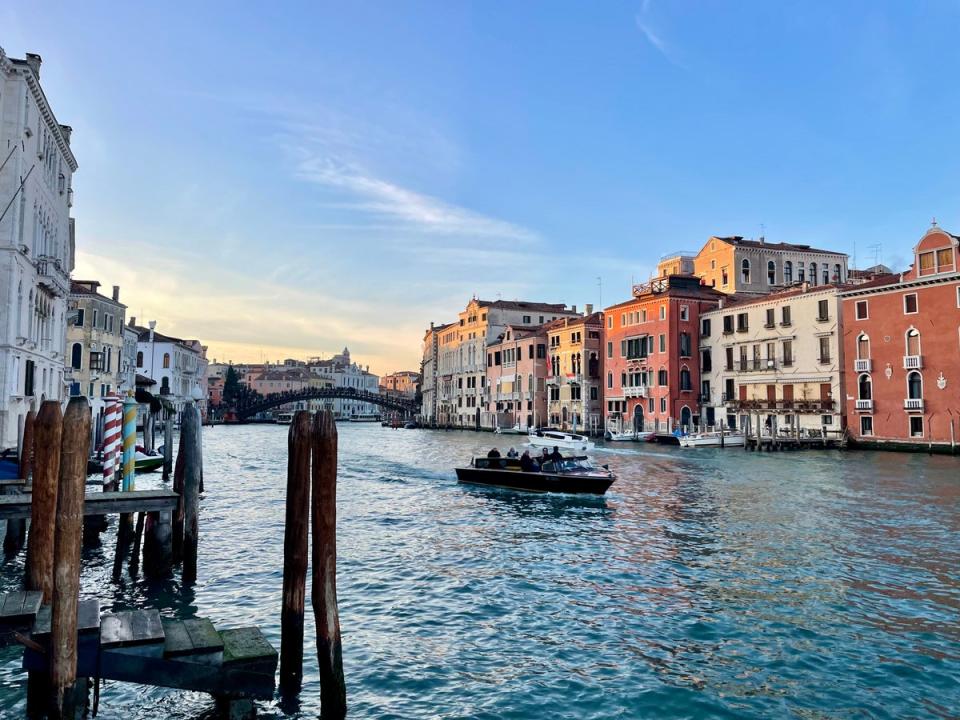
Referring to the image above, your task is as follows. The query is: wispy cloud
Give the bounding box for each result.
[635,1,684,68]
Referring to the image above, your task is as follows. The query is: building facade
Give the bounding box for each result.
[308,348,380,418]
[545,313,603,433]
[603,275,723,434]
[693,236,848,295]
[132,321,209,417]
[380,370,420,398]
[701,284,846,436]
[66,281,126,415]
[841,226,960,449]
[419,323,447,423]
[484,324,548,430]
[0,50,77,450]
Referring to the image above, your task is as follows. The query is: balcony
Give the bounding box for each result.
[903,355,923,370]
[854,358,872,372]
[855,399,873,411]
[623,385,647,398]
[904,398,924,411]
[35,256,69,297]
[737,359,777,372]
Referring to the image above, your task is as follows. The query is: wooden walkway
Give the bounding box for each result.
[0,489,179,521]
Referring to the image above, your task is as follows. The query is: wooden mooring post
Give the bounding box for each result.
[181,402,202,584]
[50,397,91,719]
[280,411,312,695]
[3,409,34,554]
[26,400,63,602]
[312,410,347,719]
[162,410,174,482]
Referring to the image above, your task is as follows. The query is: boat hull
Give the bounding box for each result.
[678,434,745,448]
[455,468,613,495]
[527,433,595,453]
[134,456,164,473]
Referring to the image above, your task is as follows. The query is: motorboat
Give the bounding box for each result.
[604,429,655,442]
[134,450,164,473]
[494,422,525,435]
[276,412,294,425]
[456,455,615,495]
[527,428,595,453]
[350,414,380,423]
[678,430,745,448]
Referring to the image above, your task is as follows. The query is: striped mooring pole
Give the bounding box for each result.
[102,396,122,490]
[121,392,138,491]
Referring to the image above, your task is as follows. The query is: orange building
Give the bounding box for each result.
[841,225,960,450]
[381,370,420,398]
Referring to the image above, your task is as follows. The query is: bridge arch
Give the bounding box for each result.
[234,387,418,421]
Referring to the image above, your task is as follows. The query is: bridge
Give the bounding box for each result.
[234,387,419,421]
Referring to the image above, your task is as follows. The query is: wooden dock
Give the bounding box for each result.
[0,489,178,521]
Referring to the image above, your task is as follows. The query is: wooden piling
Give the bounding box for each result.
[181,403,202,583]
[312,410,346,718]
[280,411,312,695]
[26,401,63,602]
[129,512,145,576]
[172,428,186,562]
[50,397,90,719]
[162,411,174,481]
[20,408,35,481]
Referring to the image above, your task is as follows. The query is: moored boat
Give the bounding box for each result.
[494,422,525,435]
[604,429,655,442]
[678,430,745,448]
[456,455,615,495]
[527,428,595,453]
[134,451,164,473]
[276,412,294,425]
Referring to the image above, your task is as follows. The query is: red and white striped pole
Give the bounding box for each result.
[102,396,122,491]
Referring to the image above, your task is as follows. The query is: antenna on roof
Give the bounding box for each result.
[932,216,938,227]
[597,276,602,309]
[867,243,881,268]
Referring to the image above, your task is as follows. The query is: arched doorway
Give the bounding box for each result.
[680,406,692,431]
[633,404,644,433]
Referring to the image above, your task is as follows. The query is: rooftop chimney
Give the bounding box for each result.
[585,303,593,315]
[24,53,42,79]
[112,285,120,302]
[59,124,72,145]
[571,304,577,313]
[129,316,136,327]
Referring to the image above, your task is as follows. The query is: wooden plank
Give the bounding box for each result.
[161,619,193,657]
[100,609,164,648]
[1,591,26,616]
[0,489,179,521]
[220,627,277,666]
[32,598,100,640]
[183,618,223,653]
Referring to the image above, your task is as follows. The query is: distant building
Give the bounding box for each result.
[693,235,848,295]
[380,370,420,398]
[307,348,380,418]
[420,323,449,423]
[841,225,960,450]
[130,320,209,417]
[484,324,548,431]
[0,49,78,450]
[656,251,696,277]
[66,281,126,417]
[545,313,604,433]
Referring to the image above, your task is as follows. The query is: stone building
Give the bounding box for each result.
[693,235,848,295]
[841,225,960,450]
[130,320,209,417]
[380,370,420,398]
[484,324,548,431]
[545,313,604,433]
[307,348,380,418]
[0,49,78,450]
[66,281,127,415]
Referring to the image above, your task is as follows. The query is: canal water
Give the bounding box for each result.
[1,424,958,719]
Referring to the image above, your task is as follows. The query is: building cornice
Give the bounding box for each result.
[840,272,960,299]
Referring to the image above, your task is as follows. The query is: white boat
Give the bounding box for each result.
[605,429,654,442]
[350,414,380,422]
[276,412,294,425]
[495,422,525,435]
[527,428,595,453]
[678,430,745,448]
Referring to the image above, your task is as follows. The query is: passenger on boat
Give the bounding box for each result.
[519,450,535,472]
[506,447,518,459]
[540,448,551,464]
[550,446,563,463]
[487,448,501,458]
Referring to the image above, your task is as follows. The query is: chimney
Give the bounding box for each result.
[112,285,120,302]
[585,303,593,315]
[571,304,577,313]
[802,281,809,293]
[718,298,725,309]
[24,53,42,79]
[59,125,72,145]
[129,316,136,327]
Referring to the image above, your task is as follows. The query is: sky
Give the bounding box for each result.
[3,1,960,374]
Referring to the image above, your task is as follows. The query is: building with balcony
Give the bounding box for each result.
[307,348,380,419]
[841,225,960,450]
[420,322,449,424]
[701,283,846,436]
[380,370,420,398]
[484,324,548,430]
[603,275,723,434]
[0,49,78,450]
[693,235,848,295]
[544,313,603,434]
[130,320,209,418]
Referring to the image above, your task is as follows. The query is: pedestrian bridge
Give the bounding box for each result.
[234,387,418,421]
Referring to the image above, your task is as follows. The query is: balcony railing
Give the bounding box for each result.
[904,398,924,411]
[855,399,873,411]
[733,399,835,412]
[623,385,647,398]
[35,256,69,297]
[737,359,778,372]
[903,355,923,370]
[854,358,872,372]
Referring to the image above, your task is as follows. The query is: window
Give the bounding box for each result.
[725,347,734,371]
[537,344,546,359]
[858,374,872,400]
[658,334,665,353]
[765,308,775,328]
[607,341,613,359]
[907,371,923,400]
[906,328,921,357]
[608,316,613,329]
[736,313,748,332]
[659,305,666,320]
[784,261,793,284]
[701,318,711,337]
[818,337,831,364]
[74,308,84,327]
[857,334,870,359]
[701,349,712,372]
[822,263,829,285]
[781,306,791,326]
[782,339,793,366]
[679,367,692,391]
[767,260,776,285]
[680,305,689,321]
[721,268,729,286]
[92,309,98,328]
[607,372,613,389]
[71,343,82,369]
[522,315,531,324]
[919,252,935,271]
[904,294,918,314]
[936,248,954,269]
[711,259,716,269]
[910,416,923,437]
[741,258,751,284]
[723,315,734,334]
[833,263,842,282]
[724,378,735,401]
[855,300,868,320]
[658,369,668,386]
[809,263,817,285]
[679,333,691,357]
[162,352,170,368]
[621,340,627,357]
[860,416,873,436]
[590,387,598,400]
[817,299,829,321]
[798,266,805,283]
[660,398,667,413]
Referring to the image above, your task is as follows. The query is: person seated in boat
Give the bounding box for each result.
[487,447,501,458]
[540,448,551,464]
[506,447,518,459]
[549,446,563,463]
[519,450,535,472]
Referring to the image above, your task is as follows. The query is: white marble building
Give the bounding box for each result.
[308,348,380,418]
[130,320,209,417]
[0,49,78,450]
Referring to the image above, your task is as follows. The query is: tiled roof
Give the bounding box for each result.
[708,283,848,311]
[723,237,847,256]
[476,300,570,312]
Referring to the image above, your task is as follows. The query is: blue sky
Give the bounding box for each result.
[4,1,959,373]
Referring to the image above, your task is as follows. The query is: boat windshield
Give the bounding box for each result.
[558,458,593,472]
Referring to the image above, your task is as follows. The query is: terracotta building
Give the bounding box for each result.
[545,312,604,433]
[603,275,724,434]
[484,324,549,430]
[841,225,960,450]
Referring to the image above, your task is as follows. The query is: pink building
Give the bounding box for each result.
[484,324,549,430]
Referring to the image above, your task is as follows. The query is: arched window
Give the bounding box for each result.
[71,343,82,370]
[857,334,870,359]
[784,261,793,284]
[163,352,171,369]
[679,367,692,391]
[906,328,921,357]
[741,258,751,284]
[907,371,923,399]
[767,260,776,285]
[858,374,872,400]
[528,374,534,392]
[833,263,842,283]
[809,262,818,285]
[822,263,830,285]
[136,351,143,368]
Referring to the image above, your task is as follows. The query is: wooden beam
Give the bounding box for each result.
[0,490,179,521]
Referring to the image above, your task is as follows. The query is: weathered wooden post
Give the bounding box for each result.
[3,409,34,554]
[50,397,91,719]
[162,409,174,482]
[312,410,346,718]
[280,411,312,695]
[181,402,202,583]
[172,429,186,562]
[20,407,35,481]
[26,401,63,602]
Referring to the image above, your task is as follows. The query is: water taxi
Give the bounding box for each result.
[527,428,595,453]
[678,430,745,448]
[456,455,615,495]
[276,412,294,425]
[604,429,655,442]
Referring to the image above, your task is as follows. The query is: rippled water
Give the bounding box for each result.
[2,424,959,719]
